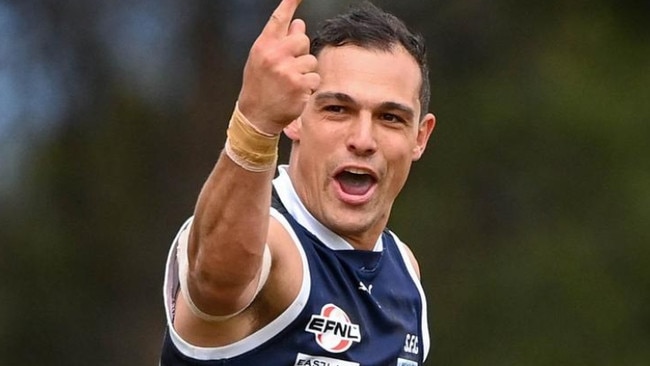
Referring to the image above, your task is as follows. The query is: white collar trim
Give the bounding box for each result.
[273,165,383,252]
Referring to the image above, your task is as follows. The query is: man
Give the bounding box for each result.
[161,0,436,364]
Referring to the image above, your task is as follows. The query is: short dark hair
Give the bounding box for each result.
[311,1,430,119]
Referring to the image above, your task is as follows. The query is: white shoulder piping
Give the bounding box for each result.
[389,230,431,362]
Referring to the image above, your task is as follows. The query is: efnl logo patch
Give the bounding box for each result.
[305,304,361,353]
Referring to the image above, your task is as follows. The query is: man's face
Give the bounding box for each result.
[285,44,435,249]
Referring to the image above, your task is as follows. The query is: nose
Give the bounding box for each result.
[345,112,377,156]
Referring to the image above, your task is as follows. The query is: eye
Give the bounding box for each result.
[380,113,405,123]
[323,105,345,113]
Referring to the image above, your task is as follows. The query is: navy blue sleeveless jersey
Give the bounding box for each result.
[161,166,430,365]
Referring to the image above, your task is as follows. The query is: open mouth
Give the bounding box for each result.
[334,168,377,196]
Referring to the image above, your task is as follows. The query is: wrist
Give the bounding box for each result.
[236,99,285,136]
[224,103,280,172]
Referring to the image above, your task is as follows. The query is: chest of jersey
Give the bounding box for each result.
[265,212,425,366]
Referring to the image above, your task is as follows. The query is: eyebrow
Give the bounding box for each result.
[378,101,415,121]
[314,92,415,121]
[314,91,355,105]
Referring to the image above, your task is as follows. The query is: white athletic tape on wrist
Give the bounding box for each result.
[176,222,272,322]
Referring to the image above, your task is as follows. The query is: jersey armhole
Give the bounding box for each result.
[389,231,431,361]
[162,211,312,361]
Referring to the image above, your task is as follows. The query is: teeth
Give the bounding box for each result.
[344,168,368,175]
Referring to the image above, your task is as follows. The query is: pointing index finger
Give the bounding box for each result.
[264,0,303,37]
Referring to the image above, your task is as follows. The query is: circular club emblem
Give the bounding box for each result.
[305,303,361,353]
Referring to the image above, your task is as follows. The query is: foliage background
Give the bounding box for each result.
[1,0,648,364]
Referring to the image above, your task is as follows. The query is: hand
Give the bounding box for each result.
[237,0,320,135]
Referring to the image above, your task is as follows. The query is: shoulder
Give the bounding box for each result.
[386,230,421,279]
[400,241,421,279]
[254,212,304,313]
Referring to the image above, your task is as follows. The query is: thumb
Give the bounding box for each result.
[287,18,306,36]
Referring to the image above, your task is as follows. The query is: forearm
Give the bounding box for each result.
[194,151,275,258]
[185,102,280,316]
[187,151,274,315]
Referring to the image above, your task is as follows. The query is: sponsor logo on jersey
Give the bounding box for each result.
[294,353,360,366]
[358,281,373,294]
[397,358,418,366]
[305,304,361,353]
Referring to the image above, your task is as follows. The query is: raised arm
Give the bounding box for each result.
[182,0,319,319]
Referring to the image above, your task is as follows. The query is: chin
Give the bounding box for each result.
[327,209,376,236]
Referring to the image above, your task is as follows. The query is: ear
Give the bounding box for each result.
[412,113,436,161]
[283,117,302,142]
